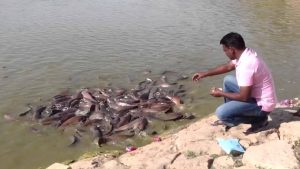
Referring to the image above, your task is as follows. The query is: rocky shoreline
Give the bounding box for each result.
[47,105,300,169]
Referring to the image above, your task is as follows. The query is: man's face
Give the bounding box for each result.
[222,45,235,60]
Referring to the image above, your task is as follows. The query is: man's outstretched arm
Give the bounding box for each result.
[192,61,235,81]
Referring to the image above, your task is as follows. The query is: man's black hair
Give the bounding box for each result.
[220,32,246,50]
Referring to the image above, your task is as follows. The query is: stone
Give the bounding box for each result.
[168,154,210,169]
[239,140,251,149]
[242,140,299,169]
[175,140,222,156]
[212,156,235,169]
[279,121,300,144]
[102,160,128,169]
[46,163,70,169]
[234,165,257,169]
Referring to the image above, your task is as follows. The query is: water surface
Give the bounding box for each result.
[0,0,299,168]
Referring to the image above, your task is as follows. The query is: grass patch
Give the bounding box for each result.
[78,150,121,160]
[185,150,198,159]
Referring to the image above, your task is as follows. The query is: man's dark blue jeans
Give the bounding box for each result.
[215,75,269,127]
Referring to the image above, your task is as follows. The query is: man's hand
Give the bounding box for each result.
[192,62,235,82]
[192,72,207,81]
[210,87,223,97]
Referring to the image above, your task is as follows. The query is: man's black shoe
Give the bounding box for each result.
[243,119,268,135]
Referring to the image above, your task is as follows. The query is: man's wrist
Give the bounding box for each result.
[203,72,209,77]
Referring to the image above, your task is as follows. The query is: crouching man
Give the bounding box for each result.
[192,32,277,134]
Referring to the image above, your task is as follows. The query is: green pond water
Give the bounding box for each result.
[0,0,299,168]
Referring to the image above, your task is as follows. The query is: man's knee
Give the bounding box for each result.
[223,75,239,93]
[215,105,228,120]
[223,75,235,84]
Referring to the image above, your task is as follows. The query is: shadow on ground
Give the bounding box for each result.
[262,107,300,131]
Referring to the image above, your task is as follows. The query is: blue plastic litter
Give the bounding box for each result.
[217,138,245,154]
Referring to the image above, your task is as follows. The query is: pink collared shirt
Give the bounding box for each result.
[231,48,277,112]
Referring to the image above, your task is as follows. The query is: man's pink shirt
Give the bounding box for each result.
[231,48,277,112]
